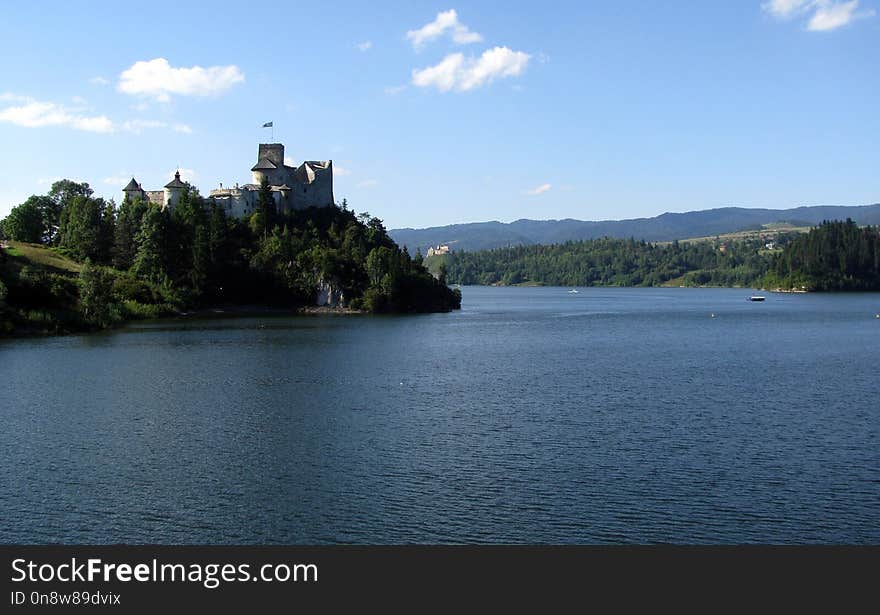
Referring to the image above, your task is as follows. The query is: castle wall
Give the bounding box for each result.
[209,188,256,218]
[289,162,334,210]
[145,191,165,207]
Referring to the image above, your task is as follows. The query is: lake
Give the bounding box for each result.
[1,287,878,544]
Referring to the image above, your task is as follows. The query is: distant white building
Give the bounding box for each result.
[427,244,450,256]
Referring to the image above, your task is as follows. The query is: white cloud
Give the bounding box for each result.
[525,183,551,196]
[808,0,873,29]
[89,76,109,86]
[120,119,167,134]
[406,9,483,51]
[71,95,88,105]
[762,0,813,17]
[0,99,114,133]
[118,58,245,101]
[172,168,197,182]
[0,92,29,102]
[384,85,407,95]
[284,156,297,167]
[762,0,874,30]
[117,119,193,135]
[103,175,133,186]
[412,46,531,92]
[357,179,378,188]
[333,165,352,176]
[37,177,63,186]
[356,40,373,52]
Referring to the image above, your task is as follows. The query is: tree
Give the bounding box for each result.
[49,180,93,244]
[133,206,169,283]
[257,176,275,236]
[2,199,44,243]
[113,197,148,270]
[78,261,117,327]
[59,196,112,262]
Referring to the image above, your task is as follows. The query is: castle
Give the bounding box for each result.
[122,143,335,217]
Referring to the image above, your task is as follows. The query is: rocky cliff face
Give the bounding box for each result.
[315,278,345,307]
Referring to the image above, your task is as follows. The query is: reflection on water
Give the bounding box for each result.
[2,287,878,544]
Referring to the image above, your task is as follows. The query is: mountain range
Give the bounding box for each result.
[390,204,880,255]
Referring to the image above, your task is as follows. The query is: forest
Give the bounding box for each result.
[431,221,880,292]
[763,220,880,291]
[0,179,460,335]
[432,236,784,288]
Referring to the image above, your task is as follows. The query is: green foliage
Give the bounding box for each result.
[257,176,275,235]
[766,220,880,291]
[51,180,93,245]
[441,236,785,288]
[2,199,44,243]
[78,261,119,327]
[113,197,148,269]
[132,205,169,283]
[58,195,115,263]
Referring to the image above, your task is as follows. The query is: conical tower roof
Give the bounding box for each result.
[164,170,186,189]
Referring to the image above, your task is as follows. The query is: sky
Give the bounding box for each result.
[0,0,878,229]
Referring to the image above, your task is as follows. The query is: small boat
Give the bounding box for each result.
[748,294,765,302]
[568,289,579,294]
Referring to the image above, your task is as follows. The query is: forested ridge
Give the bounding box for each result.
[430,220,880,291]
[0,179,460,336]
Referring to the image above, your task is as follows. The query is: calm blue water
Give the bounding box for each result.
[1,287,878,544]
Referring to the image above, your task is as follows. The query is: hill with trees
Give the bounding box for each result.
[427,220,880,291]
[391,204,880,255]
[763,220,880,291]
[0,179,460,336]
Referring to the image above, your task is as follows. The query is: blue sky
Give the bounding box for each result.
[0,1,877,229]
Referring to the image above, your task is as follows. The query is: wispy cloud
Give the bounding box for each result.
[118,58,245,102]
[0,94,194,135]
[763,0,814,17]
[762,0,874,30]
[89,76,109,86]
[356,40,373,52]
[171,168,197,182]
[119,119,192,135]
[525,183,551,196]
[357,179,378,188]
[0,98,114,132]
[406,9,483,51]
[333,165,352,176]
[808,0,874,29]
[412,46,531,92]
[103,174,133,186]
[384,85,407,95]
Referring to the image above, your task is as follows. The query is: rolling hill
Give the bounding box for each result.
[390,204,880,254]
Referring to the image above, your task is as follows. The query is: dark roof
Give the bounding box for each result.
[251,157,278,171]
[273,184,291,191]
[123,178,141,191]
[164,170,186,189]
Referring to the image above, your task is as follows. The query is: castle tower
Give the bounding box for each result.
[122,177,147,204]
[258,143,284,167]
[251,143,284,185]
[163,170,186,210]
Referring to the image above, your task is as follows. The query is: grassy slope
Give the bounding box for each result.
[3,241,82,274]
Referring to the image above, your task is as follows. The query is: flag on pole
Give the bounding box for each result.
[262,121,273,127]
